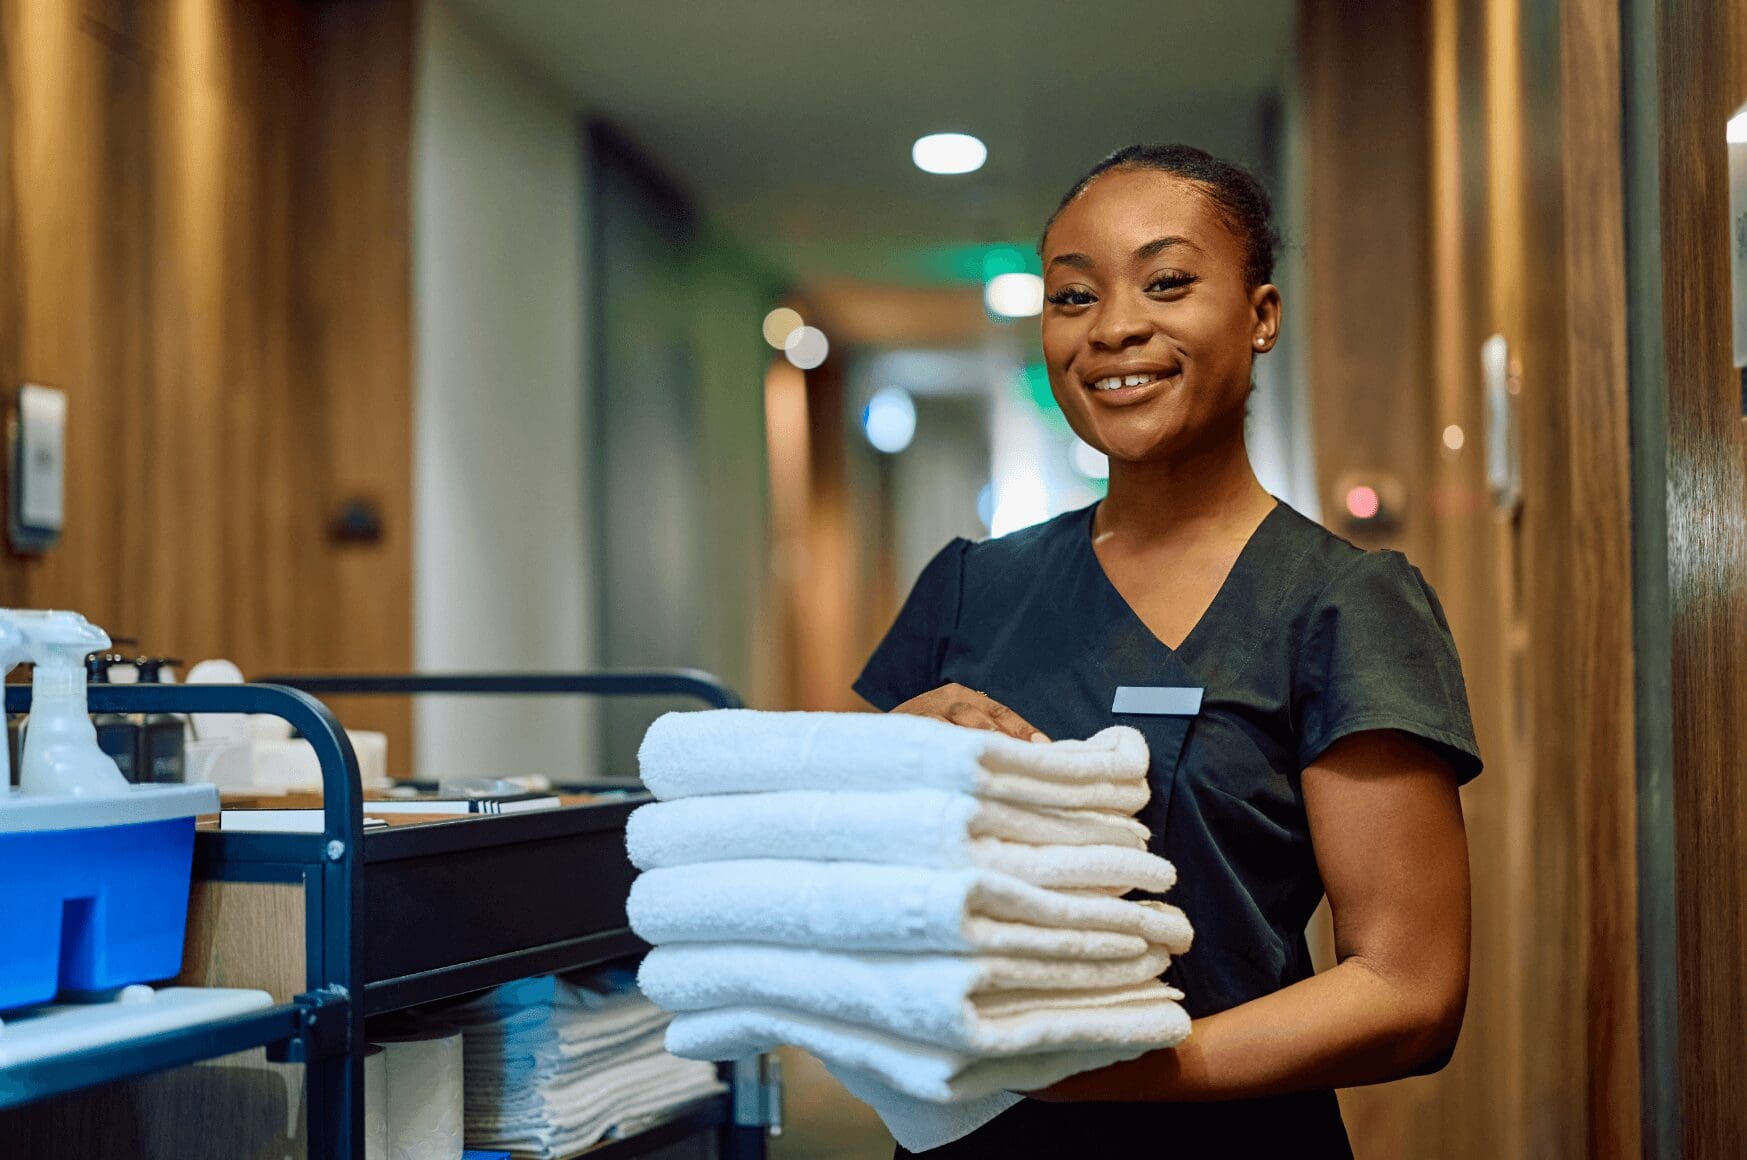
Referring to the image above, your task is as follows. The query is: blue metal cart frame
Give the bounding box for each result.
[0,670,768,1160]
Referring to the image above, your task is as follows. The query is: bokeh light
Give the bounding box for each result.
[762,307,803,349]
[862,387,917,454]
[991,476,1050,536]
[1442,424,1465,451]
[911,132,987,175]
[985,272,1045,318]
[1069,439,1109,480]
[1345,485,1382,520]
[976,483,996,531]
[783,325,829,370]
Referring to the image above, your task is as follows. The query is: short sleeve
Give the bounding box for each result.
[853,538,971,711]
[1294,550,1483,783]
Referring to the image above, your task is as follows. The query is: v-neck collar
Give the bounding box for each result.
[1079,497,1284,657]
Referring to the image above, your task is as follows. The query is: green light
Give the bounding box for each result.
[910,243,1044,285]
[1014,364,1072,434]
[980,246,1029,280]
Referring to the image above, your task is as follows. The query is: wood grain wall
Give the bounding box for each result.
[0,0,414,754]
[1657,0,1747,1151]
[1301,0,1639,1153]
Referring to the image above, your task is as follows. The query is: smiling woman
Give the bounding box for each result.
[857,145,1481,1157]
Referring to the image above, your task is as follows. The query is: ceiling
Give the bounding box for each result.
[447,0,1296,287]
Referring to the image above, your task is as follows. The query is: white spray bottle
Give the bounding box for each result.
[0,613,29,788]
[15,611,128,797]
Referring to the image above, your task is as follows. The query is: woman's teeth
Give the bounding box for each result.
[1090,373,1164,391]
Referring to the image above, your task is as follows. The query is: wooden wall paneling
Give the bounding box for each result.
[1301,0,1439,574]
[294,0,415,752]
[1421,0,1521,1153]
[0,0,414,762]
[1658,0,1747,1151]
[1505,0,1587,1150]
[1550,0,1640,1151]
[1302,0,1640,1153]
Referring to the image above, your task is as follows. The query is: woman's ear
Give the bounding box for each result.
[1249,283,1283,353]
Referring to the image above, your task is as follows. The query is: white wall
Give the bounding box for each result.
[1249,78,1321,520]
[412,0,595,782]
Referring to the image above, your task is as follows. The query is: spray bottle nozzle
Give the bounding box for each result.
[6,611,128,797]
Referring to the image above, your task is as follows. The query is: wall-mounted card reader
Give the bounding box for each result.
[9,384,67,553]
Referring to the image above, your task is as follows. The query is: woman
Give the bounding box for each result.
[854,145,1480,1157]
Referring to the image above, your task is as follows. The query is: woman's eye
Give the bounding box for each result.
[1046,288,1095,307]
[1146,274,1198,294]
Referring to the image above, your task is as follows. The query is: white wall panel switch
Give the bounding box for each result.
[9,384,66,552]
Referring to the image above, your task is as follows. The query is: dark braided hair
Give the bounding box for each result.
[1041,144,1280,288]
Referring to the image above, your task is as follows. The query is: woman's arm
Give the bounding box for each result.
[1033,727,1471,1101]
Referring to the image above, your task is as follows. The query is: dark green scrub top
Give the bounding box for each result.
[854,498,1482,1158]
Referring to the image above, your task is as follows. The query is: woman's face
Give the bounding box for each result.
[1040,167,1279,465]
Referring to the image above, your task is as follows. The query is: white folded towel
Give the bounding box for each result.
[627,861,1194,959]
[640,943,1182,1055]
[665,1004,1178,1103]
[626,791,1172,888]
[638,712,1150,809]
[827,1064,1023,1152]
[640,942,1173,1001]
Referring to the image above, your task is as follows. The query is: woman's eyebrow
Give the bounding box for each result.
[1135,235,1200,259]
[1047,236,1203,271]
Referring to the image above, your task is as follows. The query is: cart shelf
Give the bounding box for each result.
[0,672,769,1160]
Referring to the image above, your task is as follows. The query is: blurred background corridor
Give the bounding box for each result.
[0,0,1743,1155]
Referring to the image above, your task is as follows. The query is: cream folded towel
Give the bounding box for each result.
[665,1004,1182,1103]
[640,943,1182,1055]
[626,791,1170,886]
[638,711,1149,809]
[627,861,1194,959]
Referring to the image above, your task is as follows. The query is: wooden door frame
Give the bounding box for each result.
[1618,0,1680,1154]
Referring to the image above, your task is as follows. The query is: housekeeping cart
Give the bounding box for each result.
[0,671,776,1159]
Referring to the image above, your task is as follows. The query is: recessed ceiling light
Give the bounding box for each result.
[912,133,987,175]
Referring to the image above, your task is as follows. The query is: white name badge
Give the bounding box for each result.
[1111,686,1204,716]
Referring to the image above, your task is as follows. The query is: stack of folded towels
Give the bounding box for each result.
[449,969,727,1158]
[627,709,1194,1152]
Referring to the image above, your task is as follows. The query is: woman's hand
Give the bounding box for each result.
[891,683,1050,742]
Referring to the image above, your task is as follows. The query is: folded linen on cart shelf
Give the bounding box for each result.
[638,711,1150,809]
[627,860,1194,958]
[448,971,726,1160]
[666,1004,1184,1103]
[626,790,1168,875]
[464,1050,725,1159]
[640,943,1183,1054]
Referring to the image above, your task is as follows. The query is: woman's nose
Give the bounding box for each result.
[1086,296,1152,350]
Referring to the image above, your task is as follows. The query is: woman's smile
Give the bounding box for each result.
[1079,364,1183,405]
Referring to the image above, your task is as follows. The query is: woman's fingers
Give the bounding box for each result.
[982,697,1050,742]
[903,684,1048,742]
